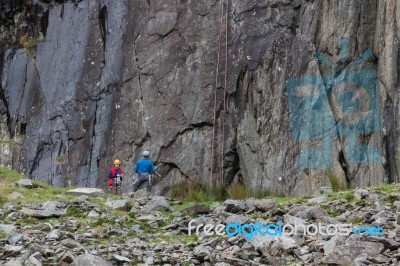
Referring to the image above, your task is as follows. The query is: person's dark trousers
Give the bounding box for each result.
[132,174,151,192]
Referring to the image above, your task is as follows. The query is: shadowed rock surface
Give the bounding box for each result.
[0,0,399,195]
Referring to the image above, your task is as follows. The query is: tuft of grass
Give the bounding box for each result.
[347,217,364,224]
[373,184,400,194]
[209,184,229,201]
[56,156,64,164]
[139,222,154,234]
[152,233,198,244]
[0,195,6,207]
[228,183,248,200]
[84,239,109,245]
[90,218,115,227]
[327,170,348,192]
[170,178,208,202]
[19,35,37,53]
[170,178,307,203]
[327,190,355,202]
[0,167,25,181]
[66,207,85,218]
[0,231,6,239]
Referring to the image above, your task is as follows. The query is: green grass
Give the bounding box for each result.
[139,221,155,233]
[0,167,25,181]
[327,190,355,202]
[320,204,342,217]
[372,183,400,194]
[66,206,86,218]
[170,179,303,203]
[83,239,109,245]
[90,218,116,227]
[0,231,6,239]
[327,170,348,192]
[0,195,6,207]
[0,167,75,204]
[347,217,364,224]
[20,35,37,53]
[152,233,198,244]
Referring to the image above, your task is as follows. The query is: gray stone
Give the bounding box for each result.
[41,201,58,211]
[133,190,150,200]
[354,188,379,202]
[250,234,275,251]
[4,258,24,266]
[319,187,333,194]
[253,199,277,211]
[308,195,327,204]
[141,196,172,213]
[136,214,158,222]
[60,251,76,263]
[105,198,127,210]
[16,179,33,188]
[20,207,65,218]
[46,229,60,240]
[7,233,23,245]
[394,201,400,212]
[0,223,16,235]
[336,210,352,222]
[365,236,400,251]
[182,205,210,215]
[223,200,249,213]
[371,210,387,224]
[297,207,328,220]
[88,210,100,218]
[4,244,24,256]
[66,188,105,197]
[224,214,250,225]
[113,255,131,262]
[25,255,42,266]
[73,254,112,266]
[193,244,212,259]
[61,238,81,249]
[322,240,385,264]
[8,192,24,200]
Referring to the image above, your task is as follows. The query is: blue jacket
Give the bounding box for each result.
[134,158,157,175]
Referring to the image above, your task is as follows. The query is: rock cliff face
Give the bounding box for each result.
[0,0,399,195]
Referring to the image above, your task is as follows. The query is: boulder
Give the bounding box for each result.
[322,240,384,264]
[113,255,131,263]
[225,214,250,225]
[308,195,327,204]
[133,190,150,200]
[8,192,24,200]
[88,210,100,218]
[253,199,277,212]
[182,205,211,215]
[66,188,105,197]
[60,251,76,264]
[72,254,112,266]
[16,179,34,188]
[20,207,65,218]
[105,199,127,210]
[141,196,172,213]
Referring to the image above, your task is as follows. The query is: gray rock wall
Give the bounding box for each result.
[0,0,399,195]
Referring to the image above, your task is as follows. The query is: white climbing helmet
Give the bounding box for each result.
[143,150,150,157]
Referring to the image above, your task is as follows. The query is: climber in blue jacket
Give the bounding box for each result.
[132,150,161,192]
